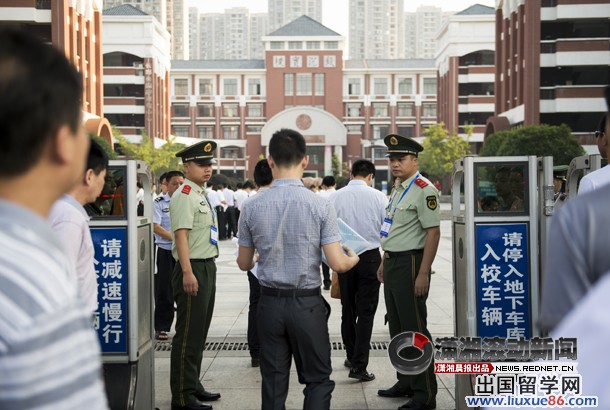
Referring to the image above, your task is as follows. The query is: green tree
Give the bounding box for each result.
[88,133,117,159]
[418,123,471,178]
[479,124,585,166]
[331,152,341,177]
[114,128,185,176]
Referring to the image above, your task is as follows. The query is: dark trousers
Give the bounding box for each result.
[235,208,241,234]
[258,291,335,410]
[321,262,331,289]
[170,260,216,408]
[247,271,260,358]
[225,206,237,239]
[154,247,175,332]
[383,252,437,408]
[338,248,381,370]
[215,206,226,240]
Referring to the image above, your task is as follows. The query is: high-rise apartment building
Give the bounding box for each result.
[0,0,112,143]
[349,0,404,60]
[103,0,166,27]
[188,6,199,59]
[168,0,188,59]
[404,6,452,59]
[250,13,269,59]
[193,9,267,60]
[268,0,322,32]
[487,0,610,148]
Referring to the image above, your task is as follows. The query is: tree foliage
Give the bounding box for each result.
[89,133,117,160]
[418,123,472,178]
[331,153,341,177]
[479,124,585,165]
[114,128,185,177]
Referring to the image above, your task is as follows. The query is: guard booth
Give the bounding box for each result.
[564,153,605,198]
[89,160,155,410]
[451,156,555,409]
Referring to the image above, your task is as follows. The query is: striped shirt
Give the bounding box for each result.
[0,200,108,410]
[238,178,341,289]
[329,180,388,251]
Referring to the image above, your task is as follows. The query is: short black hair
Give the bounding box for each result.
[253,159,273,187]
[243,180,255,190]
[159,172,168,184]
[0,28,83,177]
[322,175,335,187]
[351,159,375,178]
[268,128,306,167]
[88,139,109,175]
[236,182,243,189]
[598,113,607,133]
[605,85,610,112]
[165,170,184,182]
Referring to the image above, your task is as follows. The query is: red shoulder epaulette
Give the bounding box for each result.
[181,185,191,195]
[414,178,428,188]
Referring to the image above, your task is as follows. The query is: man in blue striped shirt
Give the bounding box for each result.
[237,128,360,410]
[0,28,108,410]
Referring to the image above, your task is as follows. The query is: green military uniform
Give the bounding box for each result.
[170,141,220,410]
[380,134,439,409]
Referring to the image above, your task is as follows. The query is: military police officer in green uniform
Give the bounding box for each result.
[170,140,221,410]
[376,134,440,410]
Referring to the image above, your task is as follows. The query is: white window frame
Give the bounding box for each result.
[197,77,215,96]
[221,77,240,96]
[173,77,190,96]
[371,76,390,96]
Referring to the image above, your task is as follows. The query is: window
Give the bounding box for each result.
[423,78,437,95]
[197,103,214,117]
[248,78,261,96]
[398,78,413,94]
[308,146,324,165]
[347,103,361,117]
[346,125,362,134]
[373,147,387,160]
[173,104,189,117]
[397,102,414,117]
[306,41,320,49]
[199,78,213,95]
[372,103,388,117]
[223,103,238,117]
[220,147,241,159]
[288,41,303,49]
[314,73,324,96]
[423,103,437,117]
[198,126,214,139]
[270,41,284,50]
[373,78,388,95]
[223,78,238,96]
[284,74,294,96]
[222,126,239,139]
[248,103,263,117]
[348,78,361,95]
[373,125,389,139]
[246,125,263,133]
[296,73,312,96]
[174,79,188,95]
[172,126,189,137]
[325,41,339,49]
[397,126,414,137]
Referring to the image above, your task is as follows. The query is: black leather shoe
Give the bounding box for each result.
[343,359,352,368]
[251,357,260,367]
[173,400,213,410]
[378,384,412,398]
[349,368,375,382]
[193,390,221,402]
[398,399,435,409]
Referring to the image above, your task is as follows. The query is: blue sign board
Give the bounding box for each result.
[91,227,128,354]
[475,223,530,339]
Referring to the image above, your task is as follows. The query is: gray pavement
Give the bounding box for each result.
[155,207,456,410]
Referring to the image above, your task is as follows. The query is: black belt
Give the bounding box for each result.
[384,249,423,259]
[190,258,215,263]
[260,286,321,297]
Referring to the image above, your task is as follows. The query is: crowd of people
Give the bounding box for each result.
[3,27,610,410]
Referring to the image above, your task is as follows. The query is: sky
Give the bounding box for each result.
[189,0,496,38]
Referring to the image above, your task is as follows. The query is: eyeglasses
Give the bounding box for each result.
[595,131,605,138]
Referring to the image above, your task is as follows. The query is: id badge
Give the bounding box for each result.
[380,217,393,237]
[210,225,219,245]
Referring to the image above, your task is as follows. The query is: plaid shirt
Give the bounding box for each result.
[238,178,341,289]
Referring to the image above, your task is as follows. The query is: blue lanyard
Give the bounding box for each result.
[203,191,216,225]
[388,172,420,218]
